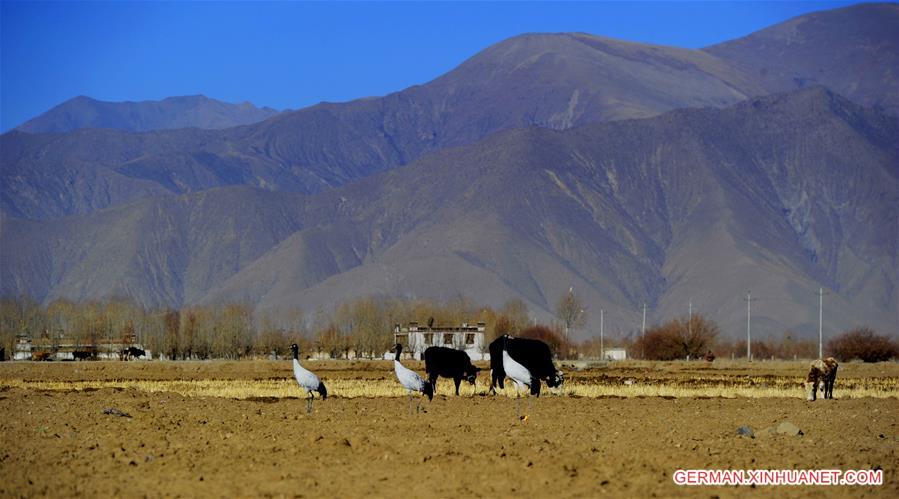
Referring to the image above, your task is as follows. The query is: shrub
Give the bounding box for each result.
[633,314,719,360]
[827,327,898,362]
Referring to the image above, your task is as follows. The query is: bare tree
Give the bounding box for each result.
[163,309,180,360]
[501,298,531,332]
[555,287,587,340]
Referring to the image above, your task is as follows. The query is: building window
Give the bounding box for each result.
[424,333,433,345]
[465,334,475,345]
[443,334,453,345]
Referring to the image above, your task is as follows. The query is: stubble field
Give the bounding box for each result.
[0,359,897,498]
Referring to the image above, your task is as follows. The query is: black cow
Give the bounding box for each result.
[489,335,564,396]
[424,346,481,396]
[72,350,94,361]
[123,346,146,360]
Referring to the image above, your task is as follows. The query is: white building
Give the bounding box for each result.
[388,321,488,361]
[603,348,627,361]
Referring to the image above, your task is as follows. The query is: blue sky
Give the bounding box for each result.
[1,1,863,131]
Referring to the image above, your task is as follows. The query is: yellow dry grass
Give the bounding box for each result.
[1,377,896,400]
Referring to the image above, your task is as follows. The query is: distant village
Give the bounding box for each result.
[7,321,629,362]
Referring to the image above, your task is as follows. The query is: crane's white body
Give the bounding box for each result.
[502,348,532,391]
[293,357,322,395]
[395,359,427,393]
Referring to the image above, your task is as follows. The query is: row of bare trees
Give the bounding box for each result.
[1,294,893,362]
[0,295,542,360]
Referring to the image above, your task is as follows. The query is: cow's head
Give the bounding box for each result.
[546,370,565,388]
[805,381,817,401]
[464,366,482,385]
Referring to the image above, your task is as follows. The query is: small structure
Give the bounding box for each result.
[13,336,32,360]
[389,321,487,361]
[603,348,627,361]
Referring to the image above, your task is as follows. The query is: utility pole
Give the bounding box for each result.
[600,309,604,360]
[641,303,646,359]
[745,292,757,360]
[816,287,828,359]
[688,299,693,337]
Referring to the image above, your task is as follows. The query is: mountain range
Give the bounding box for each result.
[1,3,897,340]
[15,95,280,134]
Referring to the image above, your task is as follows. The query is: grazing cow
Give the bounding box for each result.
[489,335,564,396]
[32,351,52,361]
[123,346,146,360]
[424,346,481,396]
[806,357,838,401]
[72,350,93,361]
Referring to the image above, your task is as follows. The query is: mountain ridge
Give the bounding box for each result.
[3,87,895,339]
[4,3,895,220]
[15,95,280,134]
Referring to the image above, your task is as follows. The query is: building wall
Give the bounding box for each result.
[604,348,627,361]
[392,323,488,361]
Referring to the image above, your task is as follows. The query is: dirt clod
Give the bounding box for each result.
[776,421,803,436]
[102,407,132,418]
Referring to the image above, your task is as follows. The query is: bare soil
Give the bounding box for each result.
[0,361,896,498]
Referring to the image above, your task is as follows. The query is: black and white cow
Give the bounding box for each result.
[489,335,564,396]
[424,346,481,396]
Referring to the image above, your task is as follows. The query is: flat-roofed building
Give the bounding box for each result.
[389,321,487,360]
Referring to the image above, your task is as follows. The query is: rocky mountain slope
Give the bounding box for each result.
[704,2,899,115]
[3,4,896,221]
[3,88,895,338]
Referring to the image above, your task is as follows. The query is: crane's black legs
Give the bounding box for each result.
[513,387,529,421]
[404,391,427,414]
[306,392,314,414]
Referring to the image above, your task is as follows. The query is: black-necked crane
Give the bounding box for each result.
[289,343,327,414]
[501,335,537,421]
[392,343,433,414]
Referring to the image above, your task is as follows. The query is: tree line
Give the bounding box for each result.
[0,293,893,362]
[0,295,540,360]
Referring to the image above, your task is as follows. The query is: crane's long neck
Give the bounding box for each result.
[394,349,401,362]
[293,349,299,361]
